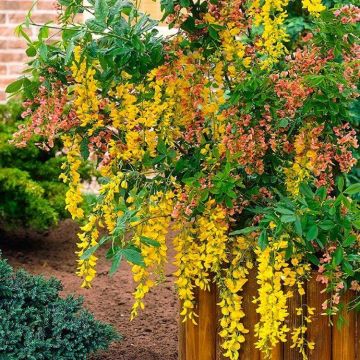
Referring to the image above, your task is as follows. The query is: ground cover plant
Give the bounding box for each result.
[0,255,119,359]
[8,0,360,358]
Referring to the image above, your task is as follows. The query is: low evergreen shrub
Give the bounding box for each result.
[0,256,120,359]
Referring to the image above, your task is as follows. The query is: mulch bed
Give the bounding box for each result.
[0,219,178,360]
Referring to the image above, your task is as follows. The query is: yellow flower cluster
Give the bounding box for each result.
[250,0,290,68]
[218,236,252,360]
[75,172,124,288]
[174,201,229,322]
[284,128,316,196]
[290,305,315,359]
[130,191,174,319]
[302,0,326,16]
[220,24,246,62]
[250,0,325,68]
[71,46,102,134]
[59,134,84,220]
[253,238,294,356]
[107,75,169,163]
[76,214,99,288]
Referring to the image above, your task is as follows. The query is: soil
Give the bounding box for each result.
[0,219,179,360]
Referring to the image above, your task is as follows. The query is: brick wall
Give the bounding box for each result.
[0,0,163,102]
[0,0,59,102]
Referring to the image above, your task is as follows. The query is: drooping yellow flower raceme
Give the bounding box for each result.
[130,191,174,319]
[284,127,316,196]
[253,238,294,356]
[218,236,251,360]
[175,201,229,323]
[71,46,102,134]
[249,0,290,68]
[290,305,316,359]
[59,134,84,220]
[76,214,99,288]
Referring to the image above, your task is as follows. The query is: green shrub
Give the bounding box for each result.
[0,256,120,359]
[0,168,58,230]
[0,101,97,230]
[0,101,69,230]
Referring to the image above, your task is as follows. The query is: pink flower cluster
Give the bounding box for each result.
[334,5,360,24]
[12,81,78,149]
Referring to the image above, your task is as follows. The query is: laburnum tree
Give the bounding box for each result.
[8,0,360,358]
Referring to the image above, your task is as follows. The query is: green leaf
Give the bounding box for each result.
[39,43,48,61]
[306,225,318,241]
[342,261,354,276]
[80,137,90,160]
[5,79,23,93]
[26,46,37,57]
[208,26,219,40]
[343,234,356,247]
[299,183,313,198]
[337,176,344,192]
[38,26,49,40]
[80,244,100,260]
[344,183,360,195]
[285,243,293,260]
[333,247,343,266]
[140,236,160,247]
[122,247,145,267]
[109,253,123,276]
[65,41,75,64]
[275,207,294,215]
[307,253,320,266]
[318,220,335,230]
[95,0,109,22]
[279,118,289,128]
[229,226,258,235]
[316,186,327,201]
[86,18,107,32]
[280,214,296,223]
[294,216,302,236]
[258,230,268,250]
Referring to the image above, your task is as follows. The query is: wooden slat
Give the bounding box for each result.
[283,288,302,360]
[306,276,331,360]
[199,285,217,360]
[332,291,356,360]
[185,314,199,359]
[181,274,359,360]
[240,268,260,360]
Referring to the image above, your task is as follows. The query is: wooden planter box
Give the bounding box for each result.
[179,271,360,360]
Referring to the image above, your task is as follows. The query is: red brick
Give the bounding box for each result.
[0,14,6,24]
[3,39,27,49]
[0,26,32,39]
[6,13,28,25]
[36,1,57,11]
[0,52,27,62]
[0,65,6,75]
[0,1,34,11]
[31,13,58,23]
[0,27,17,37]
